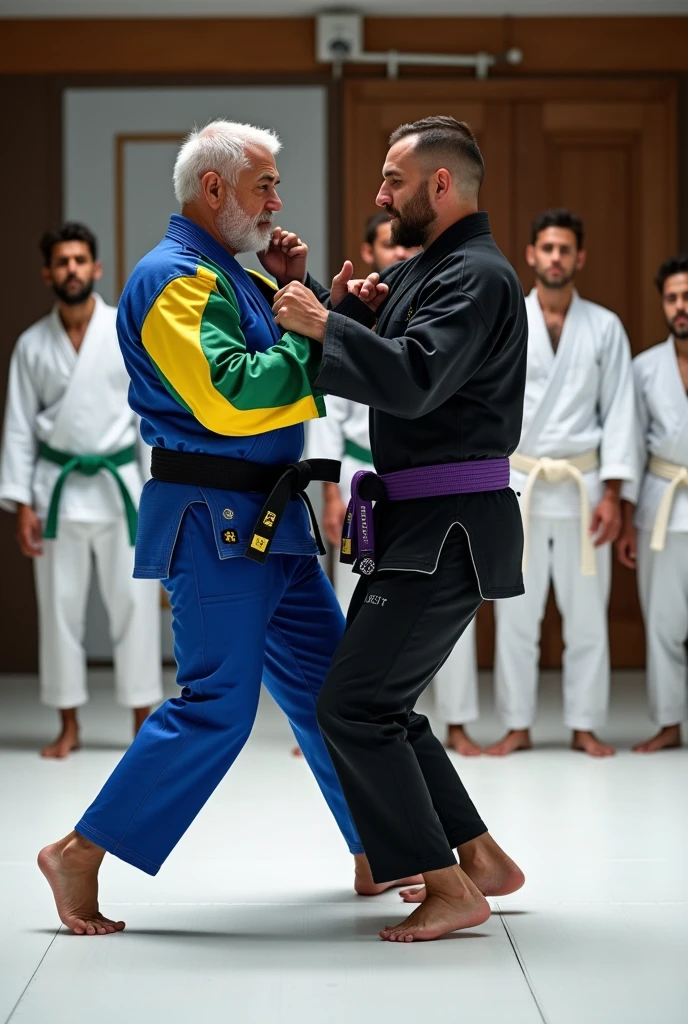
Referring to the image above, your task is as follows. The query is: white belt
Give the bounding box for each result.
[510,449,600,576]
[648,455,688,552]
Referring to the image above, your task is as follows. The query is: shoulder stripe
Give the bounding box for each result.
[141,266,320,436]
[246,269,277,292]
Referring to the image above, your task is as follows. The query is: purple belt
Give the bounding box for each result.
[340,458,511,576]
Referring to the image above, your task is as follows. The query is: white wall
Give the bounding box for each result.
[62,85,328,660]
[64,86,328,300]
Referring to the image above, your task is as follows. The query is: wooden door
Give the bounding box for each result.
[343,78,678,668]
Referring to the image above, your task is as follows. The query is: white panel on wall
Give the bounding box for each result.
[64,86,328,303]
[63,86,328,661]
[122,140,181,290]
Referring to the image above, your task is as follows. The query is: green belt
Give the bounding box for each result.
[39,441,138,545]
[344,438,374,465]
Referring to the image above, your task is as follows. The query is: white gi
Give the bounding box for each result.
[625,338,688,726]
[0,294,162,710]
[494,288,635,731]
[308,395,478,720]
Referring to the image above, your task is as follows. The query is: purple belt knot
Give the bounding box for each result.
[340,458,511,577]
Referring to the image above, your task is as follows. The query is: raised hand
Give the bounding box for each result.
[330,261,355,307]
[351,270,389,312]
[258,227,308,287]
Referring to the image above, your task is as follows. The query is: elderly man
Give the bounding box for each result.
[38,121,419,936]
[273,116,527,942]
[0,222,162,757]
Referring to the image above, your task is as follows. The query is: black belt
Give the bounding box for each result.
[150,447,340,565]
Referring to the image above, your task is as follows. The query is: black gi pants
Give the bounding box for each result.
[317,526,488,882]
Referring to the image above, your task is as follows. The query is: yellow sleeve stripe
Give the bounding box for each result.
[141,267,320,437]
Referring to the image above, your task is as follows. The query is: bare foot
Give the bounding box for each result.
[446,725,482,756]
[41,713,80,759]
[133,706,151,736]
[380,865,490,942]
[571,730,615,757]
[400,832,525,903]
[38,832,124,936]
[633,724,682,753]
[353,853,423,896]
[484,729,532,756]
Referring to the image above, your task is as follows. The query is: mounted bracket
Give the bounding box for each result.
[316,11,523,80]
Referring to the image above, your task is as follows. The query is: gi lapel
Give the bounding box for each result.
[376,212,491,336]
[166,214,281,346]
[663,338,688,461]
[519,290,580,452]
[49,294,109,450]
[376,253,428,335]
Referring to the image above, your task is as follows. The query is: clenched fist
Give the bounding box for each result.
[273,281,329,341]
[258,227,308,288]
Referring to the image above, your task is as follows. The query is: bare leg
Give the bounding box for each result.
[353,853,423,896]
[133,706,151,737]
[399,832,525,903]
[633,724,682,753]
[446,725,482,756]
[37,831,125,935]
[484,728,532,756]
[41,708,81,759]
[380,864,490,942]
[571,730,615,757]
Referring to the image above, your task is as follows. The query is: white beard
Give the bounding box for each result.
[217,193,272,253]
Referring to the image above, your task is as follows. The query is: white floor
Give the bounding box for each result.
[1,668,687,1024]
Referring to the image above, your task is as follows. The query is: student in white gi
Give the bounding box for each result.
[0,223,162,758]
[307,215,481,755]
[488,208,635,758]
[617,254,688,752]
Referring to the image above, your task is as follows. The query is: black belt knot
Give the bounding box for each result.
[247,457,339,564]
[283,460,314,492]
[150,447,340,565]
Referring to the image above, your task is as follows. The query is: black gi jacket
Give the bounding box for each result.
[312,212,527,599]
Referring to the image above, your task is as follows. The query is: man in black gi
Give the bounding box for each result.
[273,116,527,942]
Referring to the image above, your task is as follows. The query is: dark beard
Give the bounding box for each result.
[52,278,95,306]
[668,315,688,340]
[389,180,437,248]
[534,268,577,291]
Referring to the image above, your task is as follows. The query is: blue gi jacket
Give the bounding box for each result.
[117,215,327,578]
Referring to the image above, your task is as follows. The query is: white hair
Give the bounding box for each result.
[173,119,281,206]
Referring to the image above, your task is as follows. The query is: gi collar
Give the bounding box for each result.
[165,213,241,279]
[377,212,492,332]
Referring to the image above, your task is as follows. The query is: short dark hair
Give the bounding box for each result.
[364,212,391,247]
[655,254,688,294]
[531,208,584,250]
[39,222,98,266]
[388,115,484,196]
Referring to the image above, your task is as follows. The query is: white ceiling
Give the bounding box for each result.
[1,0,686,17]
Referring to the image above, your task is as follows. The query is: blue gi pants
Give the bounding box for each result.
[76,503,363,874]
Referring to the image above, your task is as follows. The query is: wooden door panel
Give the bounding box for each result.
[343,78,678,669]
[513,93,676,667]
[516,98,677,351]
